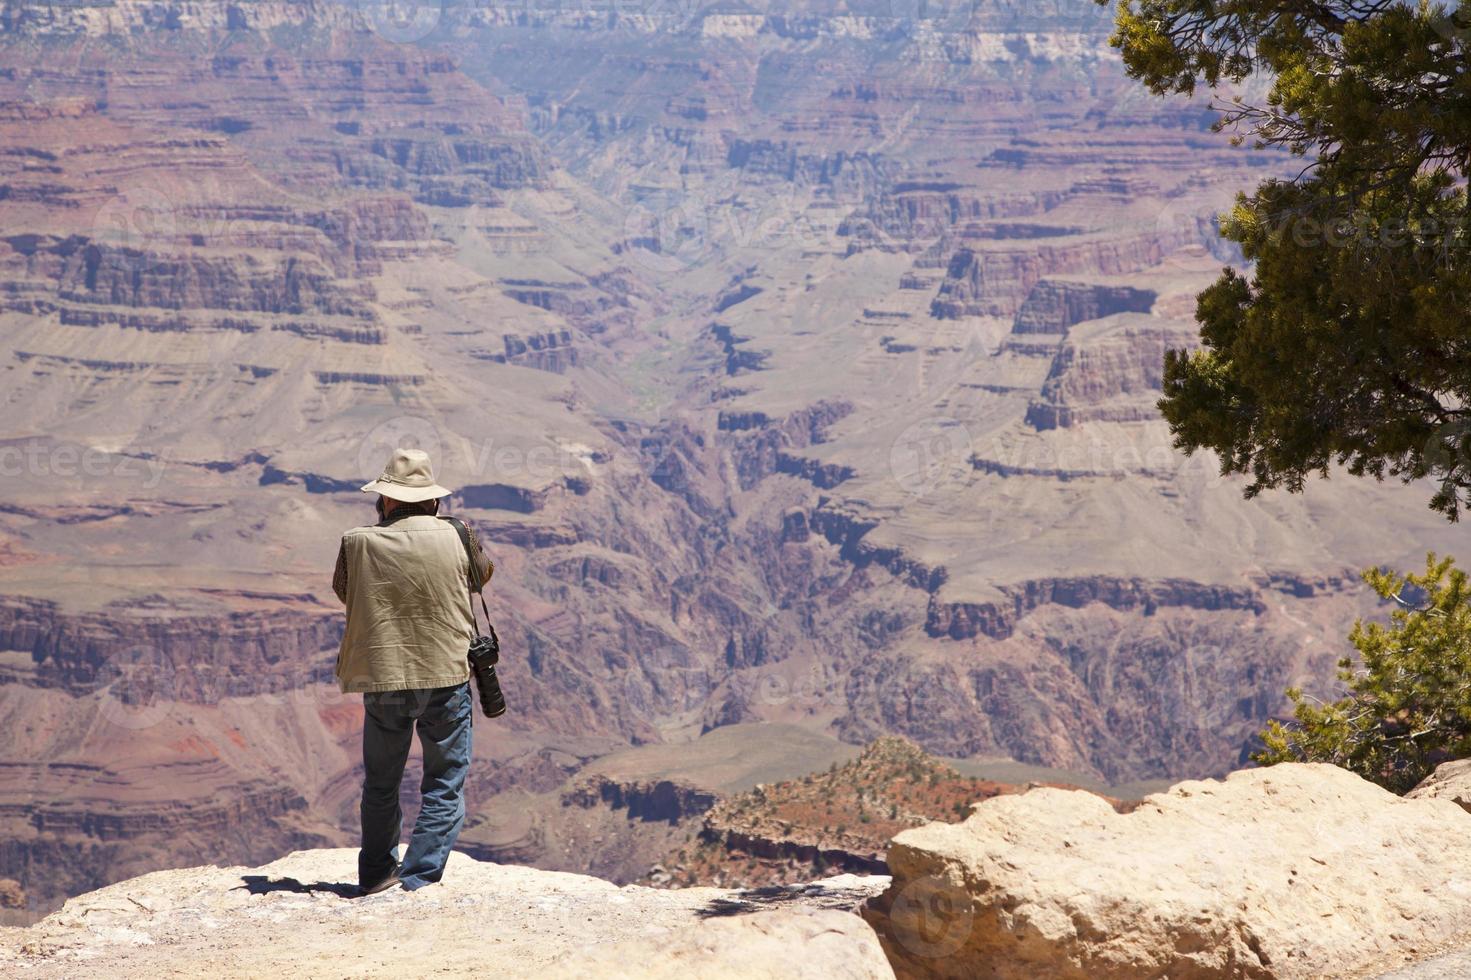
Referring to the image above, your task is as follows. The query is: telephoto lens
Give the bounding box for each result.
[468,639,506,718]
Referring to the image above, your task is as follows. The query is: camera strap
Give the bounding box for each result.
[441,516,492,635]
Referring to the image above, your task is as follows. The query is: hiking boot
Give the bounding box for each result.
[360,866,401,896]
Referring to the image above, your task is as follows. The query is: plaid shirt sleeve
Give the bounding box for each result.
[465,522,494,588]
[332,539,348,605]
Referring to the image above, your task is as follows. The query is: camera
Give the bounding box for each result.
[468,626,505,718]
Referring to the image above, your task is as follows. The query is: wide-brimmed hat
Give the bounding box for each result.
[360,447,452,503]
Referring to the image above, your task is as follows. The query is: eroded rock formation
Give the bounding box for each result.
[865,764,1471,979]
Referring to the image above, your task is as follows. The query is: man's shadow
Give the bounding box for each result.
[234,875,360,898]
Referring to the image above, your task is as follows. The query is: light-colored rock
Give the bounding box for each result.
[547,905,895,979]
[1406,759,1471,814]
[0,848,891,979]
[1377,946,1471,980]
[863,763,1471,979]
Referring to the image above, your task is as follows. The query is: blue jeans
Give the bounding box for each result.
[359,682,473,891]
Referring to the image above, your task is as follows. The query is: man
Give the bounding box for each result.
[332,447,494,895]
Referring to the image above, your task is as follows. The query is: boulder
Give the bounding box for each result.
[1406,759,1471,814]
[863,763,1471,979]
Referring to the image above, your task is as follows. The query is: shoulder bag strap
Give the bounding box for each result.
[441,516,491,633]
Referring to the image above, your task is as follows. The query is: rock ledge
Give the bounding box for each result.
[0,848,892,979]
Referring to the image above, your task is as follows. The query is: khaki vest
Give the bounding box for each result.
[336,514,474,694]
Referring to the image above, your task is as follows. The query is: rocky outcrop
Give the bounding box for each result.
[725,399,855,491]
[0,777,336,931]
[1407,759,1471,814]
[0,0,359,37]
[841,188,1067,251]
[806,507,946,593]
[562,775,718,824]
[710,322,771,376]
[925,575,1265,641]
[931,234,1182,319]
[1025,314,1198,431]
[258,464,361,493]
[781,507,810,542]
[1011,279,1156,334]
[665,739,1045,890]
[694,826,888,880]
[837,608,1307,785]
[60,243,377,318]
[489,330,579,373]
[0,848,893,979]
[775,451,855,489]
[0,596,340,698]
[864,763,1471,979]
[547,904,896,980]
[457,776,715,885]
[456,482,552,514]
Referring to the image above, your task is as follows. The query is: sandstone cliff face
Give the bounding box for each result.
[562,774,718,824]
[455,773,724,882]
[923,575,1266,642]
[1024,314,1199,430]
[1011,279,1157,335]
[931,232,1184,319]
[0,779,336,930]
[0,848,893,979]
[0,595,340,696]
[864,763,1471,979]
